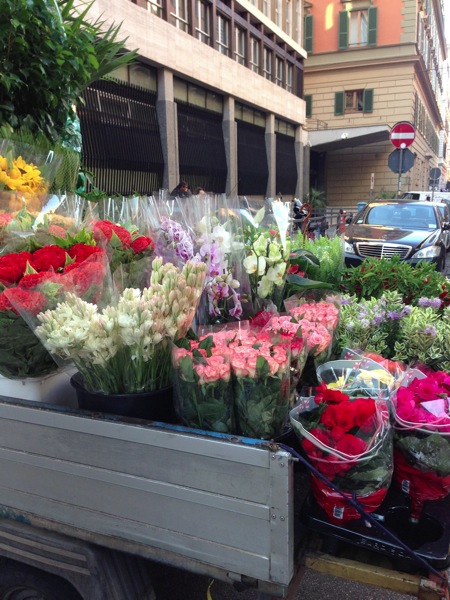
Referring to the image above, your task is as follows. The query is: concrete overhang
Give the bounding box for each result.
[308,125,391,152]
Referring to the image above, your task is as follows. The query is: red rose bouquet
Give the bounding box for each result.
[0,238,108,378]
[290,384,392,523]
[391,369,450,517]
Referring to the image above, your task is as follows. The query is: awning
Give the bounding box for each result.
[308,125,391,152]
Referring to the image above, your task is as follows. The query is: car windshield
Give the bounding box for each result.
[365,204,437,229]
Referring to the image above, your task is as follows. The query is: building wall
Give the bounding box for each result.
[303,0,447,208]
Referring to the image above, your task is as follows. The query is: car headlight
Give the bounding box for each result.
[344,239,355,254]
[411,246,441,259]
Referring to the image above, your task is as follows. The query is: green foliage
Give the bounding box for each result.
[0,0,138,143]
[293,234,344,287]
[340,255,448,305]
[303,188,326,212]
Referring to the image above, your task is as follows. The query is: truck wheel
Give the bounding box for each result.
[0,561,82,600]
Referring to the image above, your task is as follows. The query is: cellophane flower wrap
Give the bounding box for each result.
[0,228,109,378]
[391,368,450,517]
[284,292,340,365]
[257,313,307,403]
[175,323,291,438]
[317,356,402,401]
[172,334,234,433]
[229,324,291,439]
[241,199,291,313]
[290,384,393,524]
[14,257,206,395]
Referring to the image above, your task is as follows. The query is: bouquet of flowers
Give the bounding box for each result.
[290,385,392,523]
[173,324,291,439]
[241,201,291,312]
[30,258,207,394]
[391,369,450,517]
[284,293,340,365]
[172,335,234,433]
[0,234,108,378]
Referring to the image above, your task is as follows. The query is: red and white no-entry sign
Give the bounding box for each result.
[390,121,416,148]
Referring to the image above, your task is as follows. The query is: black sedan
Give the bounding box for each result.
[344,201,449,272]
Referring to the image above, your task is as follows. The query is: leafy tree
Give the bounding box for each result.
[0,0,138,143]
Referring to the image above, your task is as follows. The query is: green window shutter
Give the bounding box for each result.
[304,15,313,53]
[305,94,312,118]
[338,11,348,49]
[334,91,345,116]
[367,6,378,46]
[363,89,374,113]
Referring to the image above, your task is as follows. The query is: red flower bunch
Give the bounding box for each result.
[0,252,33,285]
[0,287,47,316]
[394,372,450,430]
[29,245,68,272]
[131,235,154,254]
[92,220,132,248]
[291,383,392,523]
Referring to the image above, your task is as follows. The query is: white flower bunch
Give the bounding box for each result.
[35,258,206,393]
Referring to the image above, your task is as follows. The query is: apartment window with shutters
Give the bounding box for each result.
[305,94,312,118]
[235,27,246,65]
[195,0,211,44]
[304,14,313,53]
[295,0,302,45]
[250,37,260,73]
[263,47,272,80]
[286,63,293,93]
[216,14,230,56]
[338,7,377,49]
[275,56,283,87]
[334,89,374,115]
[170,0,189,31]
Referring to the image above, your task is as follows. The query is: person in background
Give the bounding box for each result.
[193,186,206,195]
[170,181,192,198]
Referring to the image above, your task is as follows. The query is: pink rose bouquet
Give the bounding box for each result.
[391,370,450,517]
[172,336,234,433]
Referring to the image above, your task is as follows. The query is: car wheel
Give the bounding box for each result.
[0,561,82,600]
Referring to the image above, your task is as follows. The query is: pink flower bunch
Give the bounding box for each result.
[395,371,450,431]
[288,301,339,332]
[172,345,231,385]
[294,318,332,358]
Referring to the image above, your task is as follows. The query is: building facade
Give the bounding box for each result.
[78,0,308,198]
[303,0,448,209]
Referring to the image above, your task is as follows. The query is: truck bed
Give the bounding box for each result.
[0,397,296,597]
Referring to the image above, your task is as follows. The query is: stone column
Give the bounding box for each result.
[265,113,276,198]
[222,96,238,197]
[156,68,178,192]
[295,125,309,199]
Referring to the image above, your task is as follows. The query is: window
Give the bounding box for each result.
[170,0,189,31]
[235,27,246,65]
[263,47,272,80]
[263,0,270,18]
[286,1,292,37]
[295,0,302,45]
[275,56,283,87]
[147,0,163,17]
[338,7,377,49]
[250,37,260,73]
[216,14,230,55]
[275,0,282,28]
[334,89,374,115]
[195,0,211,44]
[305,94,312,118]
[304,14,313,53]
[286,63,293,93]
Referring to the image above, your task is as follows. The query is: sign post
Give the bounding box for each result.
[390,122,416,196]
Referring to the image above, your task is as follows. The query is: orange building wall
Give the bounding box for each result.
[312,0,406,54]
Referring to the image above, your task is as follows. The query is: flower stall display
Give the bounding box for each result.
[290,385,393,523]
[32,258,206,397]
[173,325,291,439]
[391,369,450,517]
